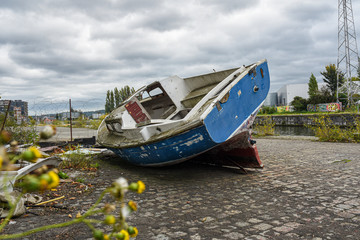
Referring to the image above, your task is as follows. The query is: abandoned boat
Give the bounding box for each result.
[97,59,270,167]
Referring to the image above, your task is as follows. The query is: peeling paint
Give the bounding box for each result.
[140,153,149,158]
[182,134,204,147]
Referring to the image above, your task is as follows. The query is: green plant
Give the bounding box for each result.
[89,119,102,130]
[290,96,308,112]
[0,176,145,239]
[73,116,87,128]
[306,114,360,142]
[253,116,275,136]
[75,177,85,183]
[58,171,69,179]
[90,162,100,169]
[1,128,144,239]
[259,106,277,115]
[59,148,96,170]
[0,115,39,145]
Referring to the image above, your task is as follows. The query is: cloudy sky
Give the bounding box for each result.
[1,0,359,114]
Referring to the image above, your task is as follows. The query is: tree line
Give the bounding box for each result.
[291,64,360,111]
[105,86,135,113]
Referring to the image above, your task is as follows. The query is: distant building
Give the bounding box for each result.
[276,84,308,106]
[263,83,327,107]
[0,100,28,122]
[60,112,81,120]
[91,113,103,119]
[42,116,56,124]
[275,83,326,106]
[263,92,278,106]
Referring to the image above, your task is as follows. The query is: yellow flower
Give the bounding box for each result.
[22,146,42,162]
[128,201,137,211]
[115,230,129,240]
[39,179,49,191]
[29,146,42,159]
[128,180,145,194]
[0,155,3,169]
[104,234,109,240]
[128,226,138,237]
[137,180,145,193]
[104,215,116,225]
[47,171,60,189]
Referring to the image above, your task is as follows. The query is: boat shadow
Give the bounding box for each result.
[98,151,262,183]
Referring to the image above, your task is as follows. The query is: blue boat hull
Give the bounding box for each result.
[103,60,270,167]
[110,125,217,166]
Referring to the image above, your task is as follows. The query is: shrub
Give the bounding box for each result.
[259,106,277,114]
[290,96,308,112]
[0,115,39,144]
[306,114,360,142]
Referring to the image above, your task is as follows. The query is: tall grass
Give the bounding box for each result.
[253,116,275,136]
[306,114,360,142]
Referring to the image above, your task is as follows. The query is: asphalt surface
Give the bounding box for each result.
[2,137,360,239]
[36,126,97,141]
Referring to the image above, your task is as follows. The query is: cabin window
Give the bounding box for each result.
[148,87,163,97]
[141,91,150,100]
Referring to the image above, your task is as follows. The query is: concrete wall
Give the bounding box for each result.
[255,113,360,126]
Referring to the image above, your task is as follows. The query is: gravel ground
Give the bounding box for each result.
[2,137,360,240]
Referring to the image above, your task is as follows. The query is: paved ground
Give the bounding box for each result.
[36,126,97,141]
[2,137,360,239]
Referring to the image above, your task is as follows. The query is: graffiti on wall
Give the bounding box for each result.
[307,103,342,112]
[276,106,293,112]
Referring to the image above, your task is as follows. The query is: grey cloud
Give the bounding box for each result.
[200,0,260,12]
[130,10,189,32]
[0,0,352,111]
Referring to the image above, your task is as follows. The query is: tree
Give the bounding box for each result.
[308,73,318,97]
[104,86,136,113]
[308,86,335,104]
[290,96,308,112]
[110,90,115,112]
[114,87,121,107]
[119,86,135,102]
[105,90,111,113]
[320,64,344,96]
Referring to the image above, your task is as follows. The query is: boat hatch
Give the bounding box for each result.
[106,119,123,133]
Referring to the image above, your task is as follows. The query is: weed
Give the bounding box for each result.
[332,159,352,164]
[0,115,39,144]
[89,119,102,130]
[306,114,360,142]
[90,162,100,169]
[253,116,275,136]
[58,171,69,179]
[59,147,99,170]
[75,177,85,183]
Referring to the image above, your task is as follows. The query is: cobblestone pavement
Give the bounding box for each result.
[3,138,360,239]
